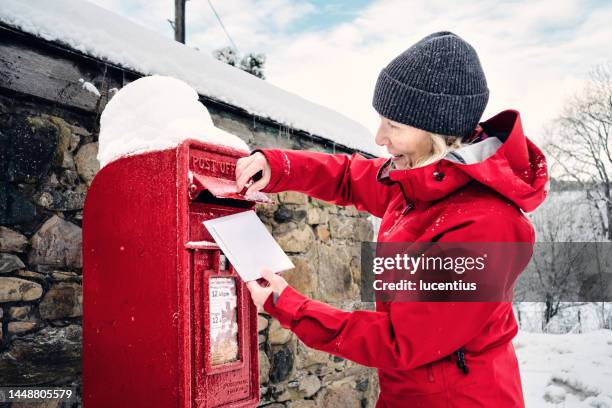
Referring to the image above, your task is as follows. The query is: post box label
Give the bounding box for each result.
[190,151,236,179]
[209,277,239,365]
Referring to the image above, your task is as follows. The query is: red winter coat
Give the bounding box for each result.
[255,109,548,407]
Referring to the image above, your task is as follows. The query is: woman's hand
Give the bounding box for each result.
[246,267,289,312]
[235,152,271,196]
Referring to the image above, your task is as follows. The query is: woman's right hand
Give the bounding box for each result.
[235,152,271,195]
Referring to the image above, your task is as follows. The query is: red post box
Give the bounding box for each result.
[83,140,269,407]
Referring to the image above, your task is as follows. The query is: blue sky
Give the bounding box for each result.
[287,0,374,33]
[98,0,376,50]
[89,0,612,147]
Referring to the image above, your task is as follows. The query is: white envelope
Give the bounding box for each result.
[203,210,295,281]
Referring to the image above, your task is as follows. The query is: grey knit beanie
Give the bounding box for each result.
[372,31,489,138]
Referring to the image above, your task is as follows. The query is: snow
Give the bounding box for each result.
[185,241,219,248]
[0,0,379,156]
[515,302,612,334]
[79,78,100,97]
[515,329,612,407]
[98,75,249,167]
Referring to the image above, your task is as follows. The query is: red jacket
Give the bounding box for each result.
[256,109,548,407]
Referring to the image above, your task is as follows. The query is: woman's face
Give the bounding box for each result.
[375,116,432,170]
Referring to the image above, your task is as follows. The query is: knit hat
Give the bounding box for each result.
[372,31,489,138]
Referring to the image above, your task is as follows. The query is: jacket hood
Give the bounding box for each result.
[378,109,549,212]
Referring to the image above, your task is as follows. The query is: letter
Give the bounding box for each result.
[373,257,384,274]
[394,254,403,270]
[455,257,466,274]
[475,256,485,270]
[374,279,383,290]
[401,254,410,271]
[426,255,443,271]
[409,255,420,275]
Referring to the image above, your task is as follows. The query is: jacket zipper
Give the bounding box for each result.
[427,363,435,382]
[384,182,414,236]
[386,209,406,235]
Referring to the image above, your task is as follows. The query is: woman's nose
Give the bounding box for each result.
[375,128,388,146]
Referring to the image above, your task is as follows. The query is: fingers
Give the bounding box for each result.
[260,267,288,295]
[245,280,263,311]
[235,155,256,190]
[255,277,269,286]
[260,267,276,282]
[246,177,267,196]
[246,279,270,293]
[235,154,257,173]
[235,153,262,187]
[245,278,273,313]
[246,165,270,195]
[236,157,263,192]
[246,281,259,291]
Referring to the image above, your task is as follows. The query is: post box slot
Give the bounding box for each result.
[191,189,253,209]
[189,173,272,204]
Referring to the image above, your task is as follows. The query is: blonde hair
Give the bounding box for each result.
[409,133,464,169]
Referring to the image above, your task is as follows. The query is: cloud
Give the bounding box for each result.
[90,0,612,146]
[263,0,612,144]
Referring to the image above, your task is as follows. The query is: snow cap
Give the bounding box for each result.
[98,75,249,167]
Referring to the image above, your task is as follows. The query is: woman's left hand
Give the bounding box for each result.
[246,267,289,312]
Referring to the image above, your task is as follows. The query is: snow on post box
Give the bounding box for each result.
[83,140,272,408]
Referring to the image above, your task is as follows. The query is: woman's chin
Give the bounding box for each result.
[391,157,410,170]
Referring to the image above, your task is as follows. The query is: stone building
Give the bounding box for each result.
[0,1,381,407]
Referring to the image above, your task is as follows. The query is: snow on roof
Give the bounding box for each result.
[0,0,380,156]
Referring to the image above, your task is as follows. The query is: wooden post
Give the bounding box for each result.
[175,0,186,44]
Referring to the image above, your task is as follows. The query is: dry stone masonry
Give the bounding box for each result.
[0,97,378,408]
[0,27,379,408]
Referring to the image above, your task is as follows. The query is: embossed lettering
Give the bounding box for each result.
[191,156,236,178]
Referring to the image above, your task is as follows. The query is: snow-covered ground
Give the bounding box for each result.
[515,329,612,407]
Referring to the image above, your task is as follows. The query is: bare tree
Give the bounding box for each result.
[526,197,590,328]
[515,62,612,332]
[544,62,612,239]
[514,191,608,331]
[584,198,612,329]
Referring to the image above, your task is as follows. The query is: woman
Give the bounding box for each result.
[236,31,548,407]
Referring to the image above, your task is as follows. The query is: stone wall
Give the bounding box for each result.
[0,73,378,406]
[253,191,378,408]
